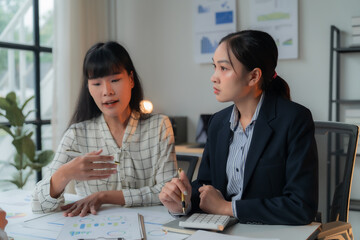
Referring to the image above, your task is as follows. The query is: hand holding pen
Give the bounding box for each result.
[158,167,192,214]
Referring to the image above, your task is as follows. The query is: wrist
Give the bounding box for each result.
[222,200,233,216]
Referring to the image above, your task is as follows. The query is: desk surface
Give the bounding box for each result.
[1,189,320,240]
[175,144,204,157]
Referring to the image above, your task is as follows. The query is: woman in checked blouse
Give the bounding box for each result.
[32,41,177,217]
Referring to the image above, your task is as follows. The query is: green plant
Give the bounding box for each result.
[0,91,54,188]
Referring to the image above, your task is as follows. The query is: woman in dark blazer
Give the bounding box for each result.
[159,30,318,225]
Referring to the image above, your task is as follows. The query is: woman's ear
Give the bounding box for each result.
[130,71,135,88]
[248,68,262,87]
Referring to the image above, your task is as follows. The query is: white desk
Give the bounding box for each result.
[1,189,320,240]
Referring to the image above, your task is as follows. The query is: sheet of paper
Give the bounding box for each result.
[187,230,279,240]
[6,224,58,240]
[135,209,188,240]
[56,211,143,240]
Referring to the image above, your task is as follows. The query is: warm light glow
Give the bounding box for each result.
[140,100,153,114]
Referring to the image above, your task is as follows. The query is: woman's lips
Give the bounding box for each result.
[103,100,119,107]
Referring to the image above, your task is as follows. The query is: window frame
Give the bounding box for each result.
[0,0,52,181]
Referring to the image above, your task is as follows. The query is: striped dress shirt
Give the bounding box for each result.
[32,112,177,213]
[227,94,264,218]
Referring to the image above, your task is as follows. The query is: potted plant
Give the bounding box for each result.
[0,91,54,189]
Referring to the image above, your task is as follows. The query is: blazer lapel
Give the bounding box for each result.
[215,118,232,191]
[243,94,276,191]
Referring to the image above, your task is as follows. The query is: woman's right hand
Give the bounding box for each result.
[159,170,192,214]
[63,149,117,181]
[50,149,117,198]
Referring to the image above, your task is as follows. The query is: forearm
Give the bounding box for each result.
[50,165,71,198]
[98,190,125,206]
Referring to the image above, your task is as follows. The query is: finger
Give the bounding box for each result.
[90,205,98,215]
[68,206,82,217]
[90,169,117,176]
[61,203,74,210]
[87,149,103,156]
[179,171,192,195]
[85,155,115,164]
[199,184,208,192]
[172,177,188,195]
[80,206,90,217]
[162,182,182,203]
[90,162,117,169]
[63,204,77,216]
[87,175,113,180]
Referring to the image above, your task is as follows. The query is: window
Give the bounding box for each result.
[0,0,53,190]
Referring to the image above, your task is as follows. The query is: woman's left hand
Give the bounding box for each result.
[198,185,233,216]
[61,192,104,217]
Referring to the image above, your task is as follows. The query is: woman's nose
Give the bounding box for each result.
[104,82,115,96]
[211,72,218,83]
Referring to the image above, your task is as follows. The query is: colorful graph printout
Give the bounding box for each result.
[56,212,144,240]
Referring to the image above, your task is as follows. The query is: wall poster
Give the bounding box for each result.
[193,0,237,63]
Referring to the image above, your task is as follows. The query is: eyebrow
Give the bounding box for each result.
[212,58,231,64]
[88,73,124,80]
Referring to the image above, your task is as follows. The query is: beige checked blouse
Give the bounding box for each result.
[32,112,177,213]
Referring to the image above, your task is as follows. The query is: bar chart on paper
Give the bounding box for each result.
[57,213,144,239]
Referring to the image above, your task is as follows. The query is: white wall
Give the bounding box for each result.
[114,0,359,141]
[113,0,360,234]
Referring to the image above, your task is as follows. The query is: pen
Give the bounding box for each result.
[65,149,120,165]
[178,168,186,214]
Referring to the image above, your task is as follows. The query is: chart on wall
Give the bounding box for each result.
[250,0,298,59]
[193,0,237,63]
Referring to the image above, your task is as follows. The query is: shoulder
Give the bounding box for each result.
[261,94,314,133]
[137,113,173,133]
[138,113,171,126]
[276,96,313,120]
[262,93,313,121]
[67,116,101,134]
[208,105,233,127]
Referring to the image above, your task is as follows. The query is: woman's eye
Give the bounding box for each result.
[111,79,120,83]
[221,66,227,71]
[212,63,216,69]
[92,82,100,86]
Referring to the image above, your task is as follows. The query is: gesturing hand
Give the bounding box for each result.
[64,149,117,181]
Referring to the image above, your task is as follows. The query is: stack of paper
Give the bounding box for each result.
[351,16,360,46]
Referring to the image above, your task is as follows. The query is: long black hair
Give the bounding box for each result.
[219,30,291,100]
[69,41,144,126]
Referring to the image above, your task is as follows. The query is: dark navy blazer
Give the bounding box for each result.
[191,93,318,225]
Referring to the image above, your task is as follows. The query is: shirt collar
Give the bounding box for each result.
[229,93,264,131]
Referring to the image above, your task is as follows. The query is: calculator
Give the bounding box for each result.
[179,213,230,231]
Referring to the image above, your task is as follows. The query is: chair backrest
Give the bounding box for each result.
[176,154,199,181]
[315,121,359,223]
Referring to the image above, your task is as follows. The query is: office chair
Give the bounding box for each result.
[176,154,199,181]
[315,121,359,223]
[314,121,359,240]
